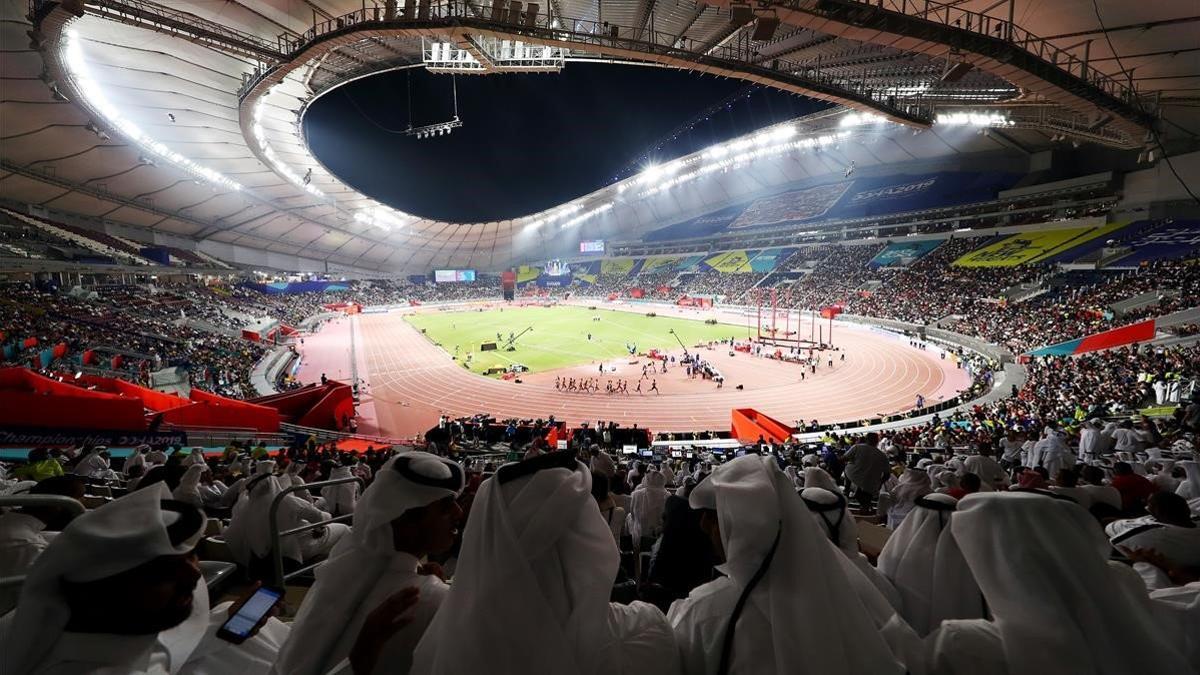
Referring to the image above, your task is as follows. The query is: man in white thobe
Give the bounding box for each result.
[322,464,360,517]
[962,446,1005,490]
[223,462,349,570]
[123,445,150,477]
[667,455,918,675]
[925,492,1194,675]
[799,467,902,612]
[877,493,984,636]
[275,452,464,675]
[0,483,291,674]
[627,470,670,543]
[0,476,86,614]
[72,447,112,479]
[412,451,680,675]
[590,447,616,478]
[1077,419,1105,463]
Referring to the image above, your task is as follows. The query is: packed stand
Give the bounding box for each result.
[1,390,1197,675]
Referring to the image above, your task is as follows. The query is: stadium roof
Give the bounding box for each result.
[2,0,1197,273]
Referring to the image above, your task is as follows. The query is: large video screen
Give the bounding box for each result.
[579,240,605,253]
[434,269,476,283]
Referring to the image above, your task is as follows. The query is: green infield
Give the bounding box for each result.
[405,306,747,376]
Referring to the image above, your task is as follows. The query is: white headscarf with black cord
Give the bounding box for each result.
[412,451,676,675]
[949,491,1196,674]
[687,454,908,675]
[173,463,206,508]
[0,482,208,674]
[801,482,904,613]
[223,461,281,566]
[274,452,464,675]
[877,493,984,636]
[1177,460,1200,500]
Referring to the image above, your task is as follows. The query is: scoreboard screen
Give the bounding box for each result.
[579,240,605,253]
[434,269,476,283]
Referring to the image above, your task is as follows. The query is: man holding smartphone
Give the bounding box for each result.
[0,483,289,674]
[0,481,423,675]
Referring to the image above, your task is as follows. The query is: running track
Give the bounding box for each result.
[299,303,970,439]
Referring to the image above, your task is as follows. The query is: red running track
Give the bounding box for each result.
[299,303,970,439]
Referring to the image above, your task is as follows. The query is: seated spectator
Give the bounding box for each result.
[223,462,349,575]
[0,484,291,673]
[801,468,902,612]
[0,476,86,614]
[926,492,1193,674]
[173,464,207,509]
[1108,492,1200,592]
[669,454,919,674]
[276,452,464,675]
[323,460,360,518]
[877,493,984,636]
[627,470,669,543]
[644,479,718,611]
[1079,465,1124,512]
[946,472,982,500]
[411,452,679,674]
[591,471,627,545]
[1111,461,1156,514]
[884,464,933,530]
[12,448,62,482]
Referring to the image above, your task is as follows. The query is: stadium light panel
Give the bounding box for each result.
[839,112,887,128]
[934,112,1014,127]
[63,29,242,192]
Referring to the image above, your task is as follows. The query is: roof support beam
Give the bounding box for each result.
[631,0,658,42]
[1040,15,1200,41]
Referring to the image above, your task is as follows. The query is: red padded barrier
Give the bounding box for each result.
[249,381,354,430]
[0,367,145,430]
[296,386,355,430]
[1074,319,1157,354]
[731,407,794,443]
[156,388,280,432]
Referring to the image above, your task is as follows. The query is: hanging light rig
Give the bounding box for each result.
[405,72,463,140]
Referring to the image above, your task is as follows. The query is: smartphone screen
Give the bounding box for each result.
[219,587,281,642]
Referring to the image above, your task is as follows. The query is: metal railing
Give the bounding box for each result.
[0,495,88,592]
[236,0,932,124]
[829,0,1151,117]
[267,475,364,587]
[280,422,400,447]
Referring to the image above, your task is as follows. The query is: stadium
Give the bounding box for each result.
[1,0,1199,673]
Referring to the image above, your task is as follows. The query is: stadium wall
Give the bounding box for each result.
[1122,151,1200,210]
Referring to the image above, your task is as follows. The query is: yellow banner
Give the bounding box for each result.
[640,256,683,274]
[954,223,1126,267]
[600,258,635,276]
[703,250,753,273]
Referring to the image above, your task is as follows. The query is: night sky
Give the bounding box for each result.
[304,63,826,222]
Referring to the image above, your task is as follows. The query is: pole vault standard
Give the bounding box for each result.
[783,287,790,345]
[771,287,778,343]
[755,288,762,342]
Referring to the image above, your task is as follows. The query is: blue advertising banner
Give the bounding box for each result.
[644,205,747,242]
[1117,220,1200,265]
[241,281,350,295]
[869,240,942,267]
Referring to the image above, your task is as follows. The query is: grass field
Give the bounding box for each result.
[405,306,747,375]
